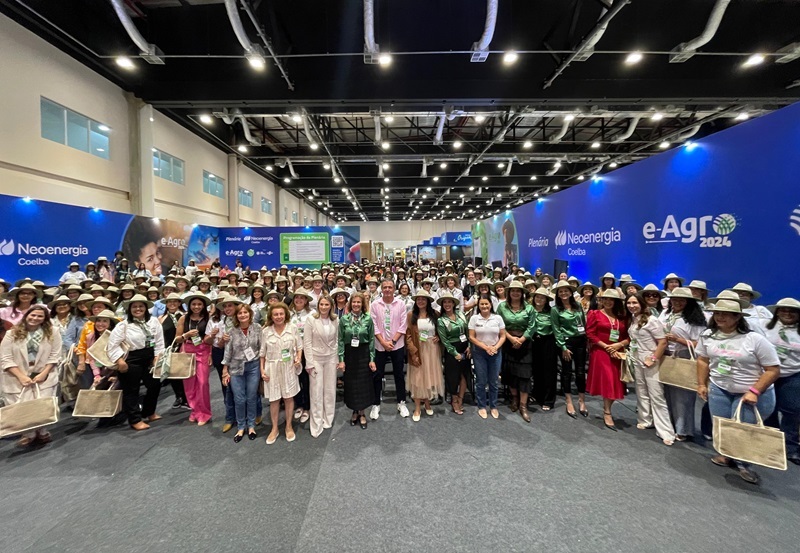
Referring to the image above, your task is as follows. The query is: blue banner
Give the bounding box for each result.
[440,232,472,246]
[476,102,800,304]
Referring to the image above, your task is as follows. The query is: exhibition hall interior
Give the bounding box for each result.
[0,1,798,552]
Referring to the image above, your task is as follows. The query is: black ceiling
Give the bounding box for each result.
[3,0,799,222]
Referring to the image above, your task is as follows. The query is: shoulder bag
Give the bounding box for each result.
[73,377,123,418]
[658,340,698,391]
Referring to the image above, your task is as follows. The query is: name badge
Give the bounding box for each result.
[577,325,585,333]
[459,334,468,342]
[191,335,202,346]
[147,339,156,348]
[351,338,360,348]
[630,339,638,351]
[776,345,788,357]
[717,357,732,375]
[420,330,429,342]
[244,346,256,361]
[609,329,619,342]
[281,348,292,362]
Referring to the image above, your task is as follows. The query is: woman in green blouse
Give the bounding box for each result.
[497,281,535,422]
[552,281,588,418]
[338,292,376,429]
[531,287,559,411]
[436,291,471,415]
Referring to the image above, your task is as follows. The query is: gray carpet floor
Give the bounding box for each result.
[2,378,799,553]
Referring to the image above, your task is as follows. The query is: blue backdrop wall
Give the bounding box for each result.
[473,102,800,304]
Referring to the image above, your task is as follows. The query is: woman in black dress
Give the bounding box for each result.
[337,292,376,429]
[158,292,188,409]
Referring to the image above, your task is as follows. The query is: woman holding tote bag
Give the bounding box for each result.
[1,305,62,447]
[696,299,780,484]
[174,294,214,426]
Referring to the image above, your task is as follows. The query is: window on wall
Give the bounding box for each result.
[292,211,299,223]
[152,148,185,184]
[303,216,308,226]
[284,207,288,222]
[311,219,316,225]
[261,197,272,214]
[203,171,225,198]
[40,97,110,159]
[238,187,253,208]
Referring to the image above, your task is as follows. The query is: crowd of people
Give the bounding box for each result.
[0,258,797,485]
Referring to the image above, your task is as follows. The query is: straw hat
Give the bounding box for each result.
[687,280,710,292]
[411,289,434,302]
[619,274,636,283]
[728,282,762,300]
[661,272,685,285]
[146,286,160,295]
[265,289,283,301]
[532,287,555,300]
[88,309,118,323]
[119,283,136,292]
[183,293,212,307]
[599,272,616,282]
[507,280,528,296]
[767,298,800,313]
[90,296,113,307]
[710,299,749,316]
[436,290,460,307]
[311,273,324,282]
[72,293,94,305]
[642,284,666,298]
[215,293,243,306]
[667,287,696,301]
[492,280,507,293]
[163,292,183,303]
[552,280,576,293]
[69,261,80,268]
[622,281,643,292]
[3,283,44,301]
[421,277,436,286]
[567,276,581,286]
[249,282,266,295]
[125,294,154,309]
[47,295,72,309]
[292,288,312,300]
[538,273,555,284]
[275,275,289,284]
[598,288,624,301]
[708,290,748,307]
[578,282,600,295]
[329,287,350,300]
[334,273,351,284]
[524,279,538,289]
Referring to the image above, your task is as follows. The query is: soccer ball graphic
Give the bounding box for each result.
[712,214,737,235]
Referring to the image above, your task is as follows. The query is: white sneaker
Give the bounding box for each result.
[398,402,410,418]
[369,405,380,420]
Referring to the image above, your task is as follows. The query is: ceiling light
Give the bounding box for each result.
[651,112,663,121]
[383,177,389,182]
[553,185,560,190]
[529,176,537,181]
[503,51,519,64]
[609,162,618,168]
[382,162,390,169]
[578,175,585,181]
[474,115,486,123]
[510,185,518,192]
[433,176,439,182]
[735,112,750,121]
[469,186,475,191]
[625,51,643,65]
[323,163,330,170]
[496,193,502,198]
[453,141,462,149]
[497,163,505,168]
[115,56,135,69]
[378,53,392,66]
[426,187,432,191]
[381,142,390,150]
[299,188,304,192]
[309,143,319,150]
[564,114,575,122]
[523,140,532,148]
[440,162,448,169]
[482,176,488,181]
[283,178,291,183]
[534,193,539,197]
[591,142,601,149]
[246,52,266,70]
[385,115,394,122]
[685,141,697,151]
[237,145,248,153]
[266,165,273,171]
[291,114,302,123]
[659,141,670,149]
[422,195,427,199]
[334,177,341,183]
[384,187,389,192]
[199,114,213,125]
[742,54,765,68]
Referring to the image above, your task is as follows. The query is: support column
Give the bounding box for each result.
[274,186,283,226]
[227,154,240,226]
[127,94,155,217]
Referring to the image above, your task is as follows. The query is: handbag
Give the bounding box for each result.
[59,344,80,402]
[73,378,122,418]
[87,329,130,369]
[619,349,634,383]
[152,341,196,380]
[658,341,698,391]
[713,399,787,471]
[0,384,60,437]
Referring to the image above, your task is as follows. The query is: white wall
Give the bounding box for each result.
[238,165,277,227]
[355,220,471,245]
[0,15,130,212]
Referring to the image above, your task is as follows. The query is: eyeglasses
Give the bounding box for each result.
[643,293,660,298]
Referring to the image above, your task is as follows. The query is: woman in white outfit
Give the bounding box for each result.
[303,296,339,438]
[260,302,303,444]
[626,294,675,445]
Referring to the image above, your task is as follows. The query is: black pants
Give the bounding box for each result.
[443,341,470,395]
[373,346,407,404]
[531,334,558,408]
[118,347,159,425]
[560,335,587,395]
[295,353,310,410]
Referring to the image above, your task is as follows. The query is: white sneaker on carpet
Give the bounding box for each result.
[369,405,380,420]
[398,402,410,418]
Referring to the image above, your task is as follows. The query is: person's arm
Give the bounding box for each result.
[1,335,32,386]
[437,318,458,358]
[152,322,165,362]
[106,322,129,372]
[495,319,507,350]
[649,338,667,366]
[405,312,419,357]
[393,305,407,343]
[585,311,604,347]
[337,317,346,364]
[303,320,315,369]
[174,315,187,346]
[468,328,486,352]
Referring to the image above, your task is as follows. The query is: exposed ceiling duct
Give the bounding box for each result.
[669,0,731,63]
[109,0,164,64]
[572,1,614,62]
[224,0,265,68]
[611,115,642,143]
[549,118,572,144]
[433,115,446,146]
[362,0,381,64]
[470,0,498,62]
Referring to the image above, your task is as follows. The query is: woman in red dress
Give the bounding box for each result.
[586,289,631,431]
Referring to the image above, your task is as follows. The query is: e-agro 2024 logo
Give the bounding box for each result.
[642,213,737,248]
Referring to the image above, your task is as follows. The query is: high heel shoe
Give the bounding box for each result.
[603,411,617,432]
[233,432,244,443]
[566,405,578,419]
[350,411,358,426]
[579,405,589,418]
[359,415,368,429]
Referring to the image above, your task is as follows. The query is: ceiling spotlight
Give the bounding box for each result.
[742,54,765,68]
[625,51,643,65]
[422,195,428,199]
[523,140,533,148]
[534,193,539,197]
[474,115,486,123]
[659,141,670,149]
[378,53,392,66]
[497,163,505,168]
[426,187,432,191]
[578,175,585,181]
[503,51,519,64]
[199,114,213,125]
[440,162,448,169]
[299,188,304,192]
[433,176,439,182]
[482,176,488,181]
[685,141,697,151]
[323,163,331,170]
[459,193,465,198]
[735,112,750,121]
[237,145,248,153]
[384,177,390,182]
[246,52,266,70]
[529,175,537,181]
[385,115,394,123]
[382,162,390,169]
[651,112,663,121]
[283,178,291,183]
[469,186,475,191]
[115,56,135,69]
[291,114,302,123]
[265,165,273,171]
[334,177,341,183]
[453,141,462,149]
[510,185,518,192]
[553,185,560,190]
[564,114,575,122]
[591,142,601,149]
[309,143,319,150]
[384,187,390,192]
[609,162,618,168]
[381,142,390,150]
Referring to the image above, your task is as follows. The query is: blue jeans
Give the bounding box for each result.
[665,385,696,437]
[709,382,776,468]
[472,347,502,409]
[229,359,261,431]
[764,372,800,459]
[213,347,237,424]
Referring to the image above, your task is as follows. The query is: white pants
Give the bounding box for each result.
[309,354,337,438]
[633,358,675,442]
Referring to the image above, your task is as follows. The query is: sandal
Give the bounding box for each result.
[711,455,735,468]
[603,411,617,432]
[451,397,464,416]
[35,432,52,444]
[738,468,759,484]
[16,435,34,448]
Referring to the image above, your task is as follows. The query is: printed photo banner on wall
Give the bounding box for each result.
[0,193,359,284]
[478,101,800,304]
